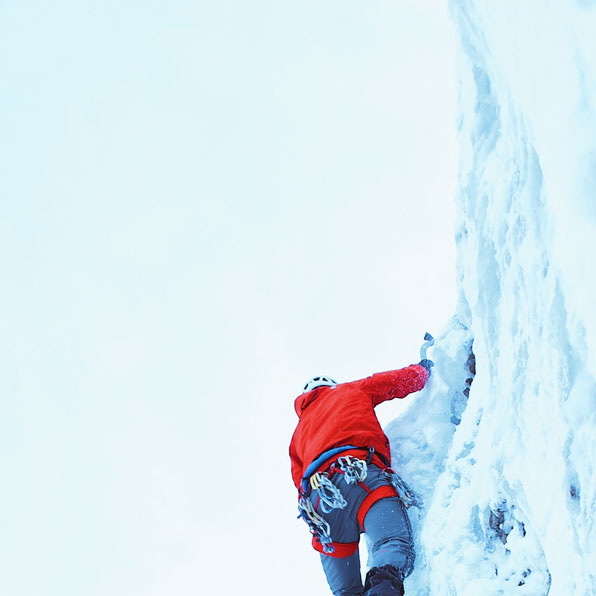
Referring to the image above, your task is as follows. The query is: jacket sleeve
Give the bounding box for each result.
[356,364,429,407]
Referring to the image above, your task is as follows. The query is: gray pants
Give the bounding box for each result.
[310,465,415,595]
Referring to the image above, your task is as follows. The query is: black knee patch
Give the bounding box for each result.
[363,565,404,596]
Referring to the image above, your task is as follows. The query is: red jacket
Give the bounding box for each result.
[289,365,429,489]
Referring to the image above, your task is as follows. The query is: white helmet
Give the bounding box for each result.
[302,376,337,393]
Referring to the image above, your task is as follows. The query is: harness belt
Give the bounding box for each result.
[312,536,360,558]
[357,485,399,531]
[299,445,389,496]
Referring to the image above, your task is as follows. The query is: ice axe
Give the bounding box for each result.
[419,332,434,360]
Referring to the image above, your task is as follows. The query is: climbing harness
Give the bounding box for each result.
[298,445,423,554]
[297,456,368,551]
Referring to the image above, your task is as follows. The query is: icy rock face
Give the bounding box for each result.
[385,3,596,595]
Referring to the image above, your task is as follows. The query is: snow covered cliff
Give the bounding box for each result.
[386,3,596,595]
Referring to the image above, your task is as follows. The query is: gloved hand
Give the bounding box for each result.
[418,359,434,373]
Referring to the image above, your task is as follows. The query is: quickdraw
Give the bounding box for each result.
[383,468,423,510]
[297,495,335,554]
[309,472,347,513]
[337,456,368,484]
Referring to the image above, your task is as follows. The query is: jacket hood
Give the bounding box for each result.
[294,387,327,417]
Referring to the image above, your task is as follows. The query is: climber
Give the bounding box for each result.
[289,360,433,596]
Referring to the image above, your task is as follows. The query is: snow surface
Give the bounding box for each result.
[380,3,596,595]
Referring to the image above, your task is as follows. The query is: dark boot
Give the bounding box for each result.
[363,565,404,596]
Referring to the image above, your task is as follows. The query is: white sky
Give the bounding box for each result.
[1,1,458,594]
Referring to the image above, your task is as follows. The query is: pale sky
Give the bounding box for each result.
[1,1,459,594]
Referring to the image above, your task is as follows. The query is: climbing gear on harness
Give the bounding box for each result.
[297,497,335,554]
[302,376,337,393]
[298,456,367,551]
[337,456,368,484]
[298,444,423,556]
[301,445,359,492]
[310,472,347,513]
[383,469,423,510]
[300,446,388,495]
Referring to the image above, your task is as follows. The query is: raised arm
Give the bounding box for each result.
[354,364,429,407]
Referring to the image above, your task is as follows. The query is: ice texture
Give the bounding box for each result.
[383,3,596,594]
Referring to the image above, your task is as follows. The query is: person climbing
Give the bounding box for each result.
[289,359,433,596]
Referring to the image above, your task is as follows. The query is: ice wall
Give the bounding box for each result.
[388,3,596,595]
